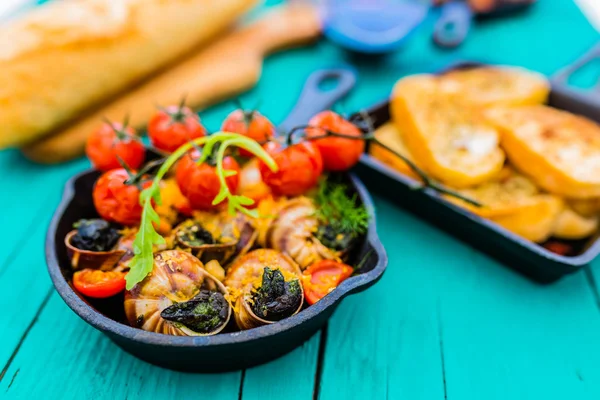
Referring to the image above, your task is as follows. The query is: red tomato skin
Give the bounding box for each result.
[221,110,275,157]
[73,269,126,298]
[259,141,323,197]
[302,260,353,305]
[85,123,145,171]
[306,111,365,171]
[176,150,240,210]
[93,169,144,226]
[148,106,207,153]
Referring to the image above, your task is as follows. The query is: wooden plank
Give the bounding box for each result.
[0,151,85,268]
[320,196,600,400]
[0,220,54,371]
[241,333,320,400]
[438,251,600,399]
[0,294,242,399]
[318,198,446,400]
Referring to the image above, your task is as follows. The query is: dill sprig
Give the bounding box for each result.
[314,179,369,236]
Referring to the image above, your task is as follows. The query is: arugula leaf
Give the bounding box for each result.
[125,189,165,290]
[124,132,278,289]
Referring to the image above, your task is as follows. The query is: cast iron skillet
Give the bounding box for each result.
[46,68,388,372]
[353,59,600,283]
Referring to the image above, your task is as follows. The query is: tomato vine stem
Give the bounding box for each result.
[284,124,482,207]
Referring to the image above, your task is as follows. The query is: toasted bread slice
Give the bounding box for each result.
[391,74,505,188]
[438,66,549,107]
[552,207,598,240]
[568,198,600,218]
[491,195,564,243]
[369,123,421,180]
[444,167,545,217]
[486,105,600,199]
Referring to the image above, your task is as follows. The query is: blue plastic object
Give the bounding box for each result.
[433,0,473,48]
[321,0,430,54]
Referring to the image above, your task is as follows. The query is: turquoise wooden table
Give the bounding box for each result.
[2,1,600,398]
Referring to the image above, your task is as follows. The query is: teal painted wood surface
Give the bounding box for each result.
[1,0,600,399]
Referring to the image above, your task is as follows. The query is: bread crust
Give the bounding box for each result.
[486,105,600,199]
[391,74,505,188]
[21,4,321,163]
[0,0,256,148]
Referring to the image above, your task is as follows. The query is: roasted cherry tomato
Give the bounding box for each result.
[306,111,365,171]
[93,169,146,226]
[175,150,240,210]
[85,122,145,171]
[221,109,275,157]
[301,260,353,305]
[259,141,323,196]
[238,159,272,207]
[148,105,207,153]
[543,241,573,256]
[73,269,126,298]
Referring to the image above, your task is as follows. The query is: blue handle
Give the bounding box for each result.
[433,1,473,48]
[278,68,357,133]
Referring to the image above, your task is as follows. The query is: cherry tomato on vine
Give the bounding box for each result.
[93,169,147,226]
[306,111,365,171]
[259,141,323,197]
[148,105,207,153]
[221,109,275,157]
[301,260,353,305]
[175,150,240,210]
[73,269,127,298]
[85,122,145,171]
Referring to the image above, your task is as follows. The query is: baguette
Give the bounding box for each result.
[0,0,256,148]
[22,4,322,163]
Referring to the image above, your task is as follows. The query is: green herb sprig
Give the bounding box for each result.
[124,132,278,290]
[314,179,369,236]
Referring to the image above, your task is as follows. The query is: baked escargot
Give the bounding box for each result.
[124,250,231,336]
[225,249,303,330]
[65,219,125,270]
[174,209,256,264]
[257,197,341,269]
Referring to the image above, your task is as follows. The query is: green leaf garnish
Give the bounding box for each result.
[124,132,278,290]
[314,179,369,236]
[125,189,165,290]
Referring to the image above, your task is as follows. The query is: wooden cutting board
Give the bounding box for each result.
[22,4,321,163]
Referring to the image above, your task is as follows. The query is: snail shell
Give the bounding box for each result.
[65,230,125,271]
[224,249,303,330]
[258,197,339,269]
[175,210,257,265]
[113,228,172,272]
[124,250,231,336]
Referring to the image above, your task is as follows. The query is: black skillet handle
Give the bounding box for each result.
[553,43,600,89]
[550,43,600,120]
[278,67,357,134]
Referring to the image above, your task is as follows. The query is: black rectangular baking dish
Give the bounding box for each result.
[352,61,600,283]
